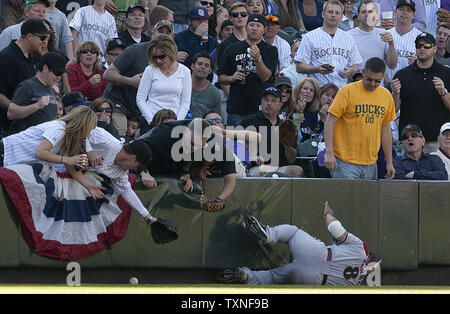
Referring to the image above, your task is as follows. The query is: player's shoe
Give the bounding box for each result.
[366,252,382,273]
[217,268,247,284]
[244,215,268,242]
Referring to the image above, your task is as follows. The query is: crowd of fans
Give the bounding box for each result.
[0,0,449,190]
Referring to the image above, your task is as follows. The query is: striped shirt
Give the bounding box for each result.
[87,127,149,218]
[294,27,363,88]
[423,0,440,36]
[385,27,422,80]
[69,5,118,58]
[265,35,291,71]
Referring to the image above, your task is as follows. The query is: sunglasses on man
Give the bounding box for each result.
[265,15,279,23]
[415,43,434,49]
[32,33,49,41]
[207,118,223,125]
[401,132,422,141]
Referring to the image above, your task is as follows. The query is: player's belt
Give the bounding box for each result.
[321,248,332,285]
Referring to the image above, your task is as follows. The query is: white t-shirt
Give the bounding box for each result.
[69,5,118,58]
[136,63,192,124]
[265,35,291,71]
[294,27,363,88]
[3,120,66,167]
[431,149,450,181]
[348,27,389,68]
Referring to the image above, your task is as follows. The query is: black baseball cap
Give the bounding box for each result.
[220,19,233,32]
[188,6,209,19]
[126,3,145,17]
[247,14,266,26]
[274,76,292,89]
[62,92,90,108]
[126,140,152,168]
[262,87,282,100]
[415,32,436,45]
[400,124,423,137]
[24,0,50,8]
[39,51,69,76]
[396,0,415,12]
[265,14,281,25]
[106,38,126,52]
[21,18,53,36]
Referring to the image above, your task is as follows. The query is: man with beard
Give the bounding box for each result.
[218,13,278,126]
[391,33,450,153]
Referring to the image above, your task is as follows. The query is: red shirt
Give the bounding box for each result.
[67,63,109,101]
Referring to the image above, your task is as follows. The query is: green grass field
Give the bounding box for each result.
[0,284,449,294]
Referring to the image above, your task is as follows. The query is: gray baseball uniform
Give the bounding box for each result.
[241,224,369,285]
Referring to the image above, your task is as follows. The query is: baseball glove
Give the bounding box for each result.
[150,217,178,244]
[201,195,226,212]
[278,119,298,148]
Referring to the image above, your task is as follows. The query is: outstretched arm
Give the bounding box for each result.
[324,201,348,244]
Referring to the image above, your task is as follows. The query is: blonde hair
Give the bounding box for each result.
[246,0,266,14]
[75,41,101,71]
[291,78,321,114]
[58,106,98,157]
[147,34,178,67]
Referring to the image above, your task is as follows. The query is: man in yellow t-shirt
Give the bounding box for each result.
[324,57,396,180]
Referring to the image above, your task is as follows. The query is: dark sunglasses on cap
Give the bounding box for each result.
[200,1,215,7]
[401,132,422,141]
[207,118,223,125]
[32,33,49,41]
[265,15,280,23]
[95,107,112,113]
[231,11,248,18]
[415,43,434,49]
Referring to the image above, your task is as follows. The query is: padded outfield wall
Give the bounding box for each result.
[0,178,449,271]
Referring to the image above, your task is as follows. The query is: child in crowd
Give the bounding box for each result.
[46,0,74,59]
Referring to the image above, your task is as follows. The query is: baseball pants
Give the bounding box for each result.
[242,225,328,285]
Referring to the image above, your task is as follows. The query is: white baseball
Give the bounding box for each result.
[272,174,279,178]
[129,277,139,285]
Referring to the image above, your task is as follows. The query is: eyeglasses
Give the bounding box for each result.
[401,132,422,141]
[415,43,434,49]
[231,11,248,18]
[80,49,98,55]
[152,54,167,60]
[32,33,48,41]
[95,107,112,113]
[207,118,223,125]
[200,1,215,7]
[265,15,280,23]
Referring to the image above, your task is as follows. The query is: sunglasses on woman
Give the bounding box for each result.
[200,1,215,7]
[81,49,98,55]
[231,11,248,18]
[95,107,112,113]
[152,54,167,60]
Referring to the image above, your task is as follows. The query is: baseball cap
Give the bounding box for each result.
[262,87,282,100]
[39,51,69,76]
[274,76,292,89]
[396,0,415,12]
[440,122,450,134]
[188,6,209,20]
[247,14,266,26]
[21,18,52,36]
[62,92,90,108]
[126,140,152,169]
[220,19,233,32]
[154,20,174,33]
[415,32,436,45]
[106,38,126,52]
[126,3,145,17]
[265,14,281,25]
[24,0,50,8]
[400,124,423,137]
